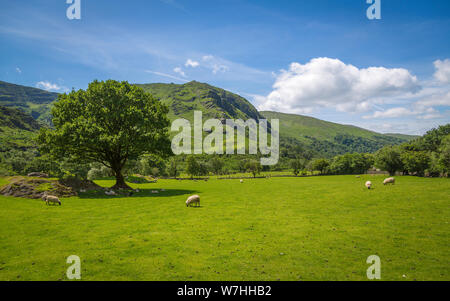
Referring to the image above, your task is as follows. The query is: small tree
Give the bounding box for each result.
[290,159,305,176]
[38,80,172,189]
[186,156,199,179]
[210,157,224,175]
[245,160,262,178]
[439,135,450,176]
[401,151,430,177]
[167,158,179,178]
[311,158,329,175]
[375,146,403,176]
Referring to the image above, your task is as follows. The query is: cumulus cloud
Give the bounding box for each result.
[15,67,21,74]
[200,55,230,74]
[36,81,63,91]
[173,67,186,77]
[257,57,420,114]
[185,59,199,68]
[415,91,450,108]
[434,59,450,83]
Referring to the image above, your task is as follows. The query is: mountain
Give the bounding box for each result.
[0,80,418,157]
[0,105,41,153]
[260,111,418,157]
[137,81,264,122]
[0,80,58,124]
[0,105,41,131]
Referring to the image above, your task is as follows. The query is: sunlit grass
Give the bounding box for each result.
[0,175,448,280]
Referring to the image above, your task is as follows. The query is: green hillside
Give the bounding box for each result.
[0,80,417,157]
[0,80,58,124]
[137,81,264,122]
[261,111,417,157]
[0,105,40,154]
[0,105,41,131]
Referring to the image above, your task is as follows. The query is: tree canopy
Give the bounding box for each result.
[38,80,172,189]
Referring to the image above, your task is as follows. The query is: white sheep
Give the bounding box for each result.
[42,192,61,205]
[151,190,159,194]
[105,190,117,196]
[365,181,372,189]
[383,177,395,185]
[240,179,243,183]
[186,195,200,207]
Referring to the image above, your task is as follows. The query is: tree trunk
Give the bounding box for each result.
[112,169,131,190]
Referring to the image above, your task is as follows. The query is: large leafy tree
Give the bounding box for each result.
[310,158,329,175]
[375,146,403,176]
[38,80,172,189]
[401,151,430,177]
[290,158,305,176]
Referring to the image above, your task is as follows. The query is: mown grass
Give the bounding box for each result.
[0,175,448,281]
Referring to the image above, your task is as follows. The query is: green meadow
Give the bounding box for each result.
[0,175,448,281]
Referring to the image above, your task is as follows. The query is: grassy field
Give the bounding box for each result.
[0,175,448,281]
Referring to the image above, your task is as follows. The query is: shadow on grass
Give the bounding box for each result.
[77,188,198,199]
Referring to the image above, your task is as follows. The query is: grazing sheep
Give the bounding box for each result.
[151,190,159,194]
[240,179,244,183]
[186,195,200,207]
[383,177,395,185]
[105,190,117,196]
[42,192,61,205]
[355,175,360,178]
[365,181,372,189]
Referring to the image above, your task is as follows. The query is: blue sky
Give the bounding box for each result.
[1,0,449,134]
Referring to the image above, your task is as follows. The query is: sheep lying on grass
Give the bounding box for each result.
[42,192,61,206]
[186,195,200,207]
[383,177,395,185]
[365,181,372,189]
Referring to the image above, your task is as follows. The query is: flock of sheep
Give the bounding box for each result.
[365,177,395,189]
[41,175,396,207]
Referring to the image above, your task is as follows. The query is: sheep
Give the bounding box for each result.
[42,192,61,206]
[365,181,372,189]
[240,179,244,183]
[383,177,395,185]
[186,195,200,207]
[355,175,360,178]
[105,190,117,196]
[151,190,159,194]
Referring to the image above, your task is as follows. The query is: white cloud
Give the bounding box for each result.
[15,67,21,74]
[145,70,188,82]
[257,57,420,114]
[36,81,63,91]
[202,55,214,61]
[434,59,450,83]
[173,67,186,77]
[185,59,199,68]
[212,64,229,74]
